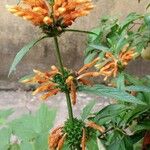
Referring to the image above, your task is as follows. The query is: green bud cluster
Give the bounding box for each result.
[63,118,96,150]
[53,69,70,92]
[63,118,85,149]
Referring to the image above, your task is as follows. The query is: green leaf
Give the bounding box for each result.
[144,14,150,28]
[81,100,96,121]
[79,85,145,105]
[9,103,57,149]
[9,144,20,150]
[84,51,97,64]
[89,44,110,52]
[94,104,129,124]
[0,128,12,150]
[107,130,133,150]
[124,73,143,85]
[35,103,57,132]
[9,115,38,141]
[117,72,125,90]
[19,74,34,82]
[133,120,150,132]
[115,36,128,54]
[20,142,33,150]
[87,137,99,150]
[34,132,49,150]
[125,85,150,92]
[88,28,101,42]
[0,109,14,125]
[133,138,143,150]
[97,138,106,150]
[123,105,149,124]
[120,13,142,31]
[8,36,47,76]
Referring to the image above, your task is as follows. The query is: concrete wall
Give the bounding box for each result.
[0,0,150,85]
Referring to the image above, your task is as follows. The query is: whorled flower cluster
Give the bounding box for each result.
[48,118,105,150]
[21,57,100,105]
[6,0,94,27]
[95,45,137,80]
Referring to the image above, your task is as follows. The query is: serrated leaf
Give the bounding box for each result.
[125,85,150,92]
[123,105,149,124]
[79,85,145,105]
[35,103,57,132]
[9,103,57,149]
[9,115,37,141]
[95,104,129,123]
[8,36,47,76]
[81,100,96,121]
[117,72,125,90]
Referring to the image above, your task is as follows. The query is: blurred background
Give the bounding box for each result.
[0,0,150,123]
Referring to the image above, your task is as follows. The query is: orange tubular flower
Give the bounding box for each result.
[21,65,61,100]
[65,57,100,105]
[48,120,105,150]
[21,58,101,103]
[48,126,64,150]
[6,0,93,30]
[95,45,137,80]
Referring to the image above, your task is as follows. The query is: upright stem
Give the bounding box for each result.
[53,36,74,123]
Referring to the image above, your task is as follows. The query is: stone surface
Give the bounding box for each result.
[0,0,150,84]
[0,90,110,125]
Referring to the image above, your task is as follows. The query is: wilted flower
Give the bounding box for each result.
[48,119,105,150]
[6,0,93,35]
[21,57,100,104]
[95,45,137,80]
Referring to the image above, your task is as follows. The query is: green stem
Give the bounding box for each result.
[53,36,65,74]
[63,29,98,36]
[53,36,74,123]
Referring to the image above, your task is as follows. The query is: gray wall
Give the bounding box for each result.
[0,0,150,84]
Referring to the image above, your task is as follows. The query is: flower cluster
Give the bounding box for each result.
[48,118,105,150]
[95,45,137,80]
[21,57,100,104]
[6,0,93,34]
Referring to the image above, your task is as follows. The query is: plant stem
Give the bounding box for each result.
[53,36,74,123]
[63,29,98,36]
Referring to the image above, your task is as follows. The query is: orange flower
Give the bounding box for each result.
[21,58,101,103]
[6,0,93,27]
[48,126,64,150]
[65,57,100,105]
[48,120,105,150]
[21,65,61,100]
[95,45,137,80]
